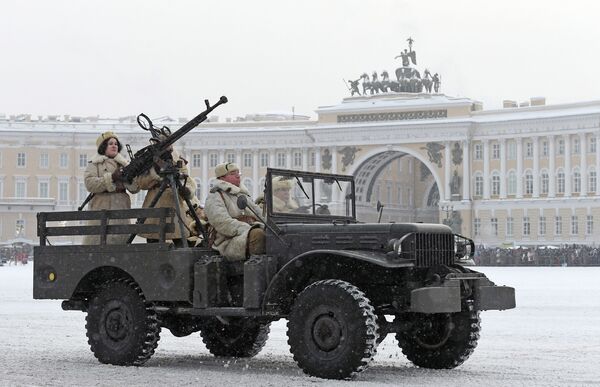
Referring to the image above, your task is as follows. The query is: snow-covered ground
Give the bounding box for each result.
[1,265,599,386]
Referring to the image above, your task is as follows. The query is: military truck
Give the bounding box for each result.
[33,167,515,380]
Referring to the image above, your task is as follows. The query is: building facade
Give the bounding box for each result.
[1,92,600,247]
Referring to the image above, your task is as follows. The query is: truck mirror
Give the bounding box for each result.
[237,195,248,210]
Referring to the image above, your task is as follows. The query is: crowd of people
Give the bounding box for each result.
[474,245,600,266]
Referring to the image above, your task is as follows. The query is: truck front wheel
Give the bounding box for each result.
[395,304,481,369]
[287,279,379,379]
[85,278,161,366]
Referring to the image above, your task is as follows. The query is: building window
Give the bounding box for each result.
[506,217,514,237]
[557,139,565,155]
[474,143,482,160]
[276,152,286,168]
[491,173,500,196]
[523,216,531,236]
[539,216,546,236]
[555,216,562,235]
[40,153,49,169]
[243,153,252,168]
[571,215,578,235]
[243,178,253,195]
[572,170,581,193]
[59,153,68,168]
[525,142,533,158]
[541,171,549,194]
[209,153,218,168]
[194,178,202,200]
[491,218,498,236]
[309,151,315,167]
[474,174,483,197]
[293,151,302,168]
[507,171,517,195]
[397,184,403,205]
[58,181,69,205]
[260,152,269,168]
[16,178,27,198]
[557,170,565,194]
[507,141,516,160]
[492,143,500,159]
[473,218,481,236]
[16,219,25,237]
[589,169,597,193]
[78,181,87,202]
[39,181,49,198]
[17,152,26,168]
[79,154,88,168]
[589,136,597,154]
[226,153,236,164]
[573,138,580,154]
[542,140,549,157]
[587,215,593,235]
[192,153,202,168]
[524,171,533,195]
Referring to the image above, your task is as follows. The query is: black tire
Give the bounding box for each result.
[86,278,161,366]
[287,279,379,380]
[396,304,481,369]
[199,317,270,358]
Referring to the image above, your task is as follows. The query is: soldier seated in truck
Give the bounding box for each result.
[204,162,265,261]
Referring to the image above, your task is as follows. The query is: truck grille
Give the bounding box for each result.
[404,233,454,267]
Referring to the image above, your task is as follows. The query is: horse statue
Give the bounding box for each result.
[380,70,392,92]
[371,71,383,94]
[422,69,433,93]
[360,73,372,95]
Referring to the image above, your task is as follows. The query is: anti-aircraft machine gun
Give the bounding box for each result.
[120,96,228,245]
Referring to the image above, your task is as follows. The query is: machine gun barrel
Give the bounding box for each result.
[121,96,227,183]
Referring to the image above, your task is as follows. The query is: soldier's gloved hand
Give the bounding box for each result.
[111,168,123,182]
[179,186,192,200]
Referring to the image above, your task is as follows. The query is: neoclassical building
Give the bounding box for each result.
[1,92,600,248]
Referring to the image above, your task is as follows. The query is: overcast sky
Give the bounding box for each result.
[1,0,599,121]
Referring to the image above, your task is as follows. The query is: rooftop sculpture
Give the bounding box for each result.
[346,37,441,96]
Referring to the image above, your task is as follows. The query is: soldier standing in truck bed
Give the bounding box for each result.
[135,140,199,247]
[83,131,140,245]
[204,162,265,261]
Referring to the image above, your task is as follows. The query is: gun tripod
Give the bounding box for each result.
[126,160,207,247]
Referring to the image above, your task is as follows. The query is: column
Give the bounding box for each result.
[302,148,308,170]
[462,139,470,200]
[482,140,490,199]
[549,135,556,197]
[532,136,540,198]
[443,141,451,200]
[564,134,571,196]
[252,149,259,198]
[269,149,276,168]
[218,150,225,164]
[201,152,209,202]
[330,146,338,203]
[500,138,507,198]
[516,137,523,198]
[314,147,321,200]
[596,133,600,195]
[580,133,587,195]
[287,148,293,169]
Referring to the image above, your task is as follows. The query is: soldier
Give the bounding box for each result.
[204,162,265,261]
[83,131,140,245]
[272,176,299,213]
[136,140,199,247]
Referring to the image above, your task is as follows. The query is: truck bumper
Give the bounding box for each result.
[410,277,516,314]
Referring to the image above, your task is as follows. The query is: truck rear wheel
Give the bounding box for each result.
[85,278,161,366]
[396,304,480,369]
[287,279,379,380]
[199,317,270,358]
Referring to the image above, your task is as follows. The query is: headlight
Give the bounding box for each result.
[387,238,402,255]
